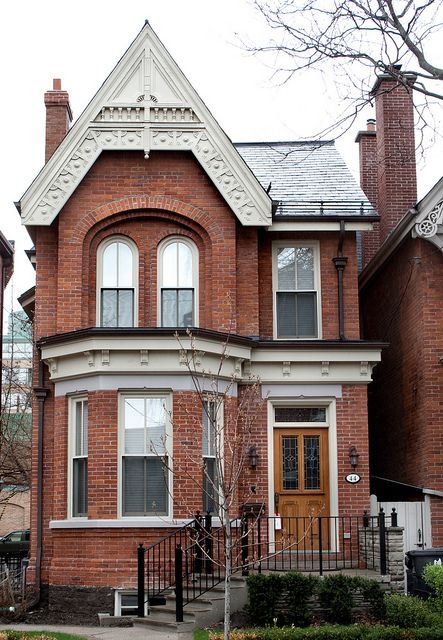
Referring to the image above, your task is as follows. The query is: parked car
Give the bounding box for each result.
[0,529,30,555]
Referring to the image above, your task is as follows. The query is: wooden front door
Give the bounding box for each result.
[274,428,329,549]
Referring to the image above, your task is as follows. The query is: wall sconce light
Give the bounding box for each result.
[349,446,359,469]
[249,446,258,469]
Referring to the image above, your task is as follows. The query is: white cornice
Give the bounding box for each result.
[41,334,382,385]
[268,221,375,232]
[20,23,271,228]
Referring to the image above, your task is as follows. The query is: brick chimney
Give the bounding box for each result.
[44,78,73,162]
[356,119,380,265]
[356,72,417,266]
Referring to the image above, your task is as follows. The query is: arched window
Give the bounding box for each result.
[158,238,198,327]
[97,238,137,327]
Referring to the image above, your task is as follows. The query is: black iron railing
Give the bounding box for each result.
[138,509,397,623]
[274,200,377,217]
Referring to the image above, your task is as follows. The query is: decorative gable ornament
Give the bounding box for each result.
[20,22,271,227]
[414,198,443,251]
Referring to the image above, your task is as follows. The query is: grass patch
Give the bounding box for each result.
[0,631,88,640]
[194,630,209,640]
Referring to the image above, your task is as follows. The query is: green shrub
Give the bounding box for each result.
[246,573,284,626]
[423,563,443,612]
[209,625,443,640]
[384,593,441,628]
[281,572,318,627]
[356,577,386,620]
[316,574,359,624]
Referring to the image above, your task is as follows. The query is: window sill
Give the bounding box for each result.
[49,518,193,529]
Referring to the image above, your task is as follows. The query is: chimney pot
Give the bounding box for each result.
[53,78,62,91]
[367,118,376,132]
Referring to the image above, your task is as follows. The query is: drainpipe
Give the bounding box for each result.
[31,355,49,607]
[332,220,348,341]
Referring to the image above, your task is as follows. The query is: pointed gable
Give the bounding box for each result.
[20,22,272,227]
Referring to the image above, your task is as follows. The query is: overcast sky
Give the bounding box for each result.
[2,0,442,316]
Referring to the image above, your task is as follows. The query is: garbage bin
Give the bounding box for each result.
[405,548,443,597]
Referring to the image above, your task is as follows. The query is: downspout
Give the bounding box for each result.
[332,220,348,341]
[30,354,49,608]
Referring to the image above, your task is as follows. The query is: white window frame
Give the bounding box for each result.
[202,396,223,515]
[157,236,199,328]
[114,590,148,616]
[68,395,88,519]
[96,236,139,328]
[272,241,322,340]
[118,391,173,520]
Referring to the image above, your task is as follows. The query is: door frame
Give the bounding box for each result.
[267,398,338,549]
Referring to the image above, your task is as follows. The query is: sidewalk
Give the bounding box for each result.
[0,623,193,640]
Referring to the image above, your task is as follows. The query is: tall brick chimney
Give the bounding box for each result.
[356,72,417,266]
[44,78,73,162]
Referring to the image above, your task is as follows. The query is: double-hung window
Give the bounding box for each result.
[121,395,170,516]
[71,397,88,517]
[159,238,197,327]
[202,398,221,514]
[98,238,137,327]
[274,244,320,338]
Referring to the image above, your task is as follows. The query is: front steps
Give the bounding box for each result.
[133,576,247,633]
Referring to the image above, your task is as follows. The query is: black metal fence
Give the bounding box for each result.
[137,508,398,623]
[0,552,29,605]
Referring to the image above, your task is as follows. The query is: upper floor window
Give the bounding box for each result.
[273,244,320,339]
[158,238,198,328]
[97,238,137,327]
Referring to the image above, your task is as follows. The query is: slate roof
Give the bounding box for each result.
[235,141,376,217]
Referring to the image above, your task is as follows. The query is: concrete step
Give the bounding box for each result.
[134,617,194,633]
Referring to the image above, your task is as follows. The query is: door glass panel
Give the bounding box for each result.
[282,436,298,490]
[275,407,326,423]
[304,435,321,490]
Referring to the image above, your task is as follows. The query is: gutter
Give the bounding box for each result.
[29,355,49,609]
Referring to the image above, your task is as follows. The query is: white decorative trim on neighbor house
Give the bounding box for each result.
[414,198,443,251]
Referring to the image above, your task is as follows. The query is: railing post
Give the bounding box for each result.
[363,510,369,528]
[137,543,145,618]
[379,508,387,575]
[257,515,262,574]
[318,517,323,576]
[194,512,203,574]
[175,544,184,622]
[205,511,213,575]
[391,507,398,527]
[241,514,249,576]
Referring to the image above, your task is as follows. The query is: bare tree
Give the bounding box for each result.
[247,0,443,137]
[0,310,32,517]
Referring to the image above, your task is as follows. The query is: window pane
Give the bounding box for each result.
[297,292,317,337]
[202,401,216,457]
[123,457,145,515]
[277,248,295,290]
[146,457,167,515]
[282,436,298,490]
[304,436,321,490]
[178,290,193,327]
[296,248,314,290]
[146,398,166,455]
[101,290,118,327]
[118,243,133,287]
[102,243,118,287]
[203,458,217,513]
[125,398,145,429]
[118,290,134,327]
[75,402,82,456]
[178,243,192,287]
[73,458,88,517]
[162,290,177,327]
[83,401,88,455]
[276,292,296,338]
[125,428,144,454]
[275,407,326,423]
[163,243,177,287]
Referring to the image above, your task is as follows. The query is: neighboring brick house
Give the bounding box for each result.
[358,73,443,547]
[17,24,383,615]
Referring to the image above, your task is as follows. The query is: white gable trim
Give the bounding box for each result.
[20,23,271,227]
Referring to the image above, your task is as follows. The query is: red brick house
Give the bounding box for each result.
[18,24,384,617]
[358,74,443,547]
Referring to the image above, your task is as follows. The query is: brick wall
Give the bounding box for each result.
[362,236,443,545]
[0,489,30,536]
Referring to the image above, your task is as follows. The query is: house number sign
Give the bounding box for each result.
[345,473,361,484]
